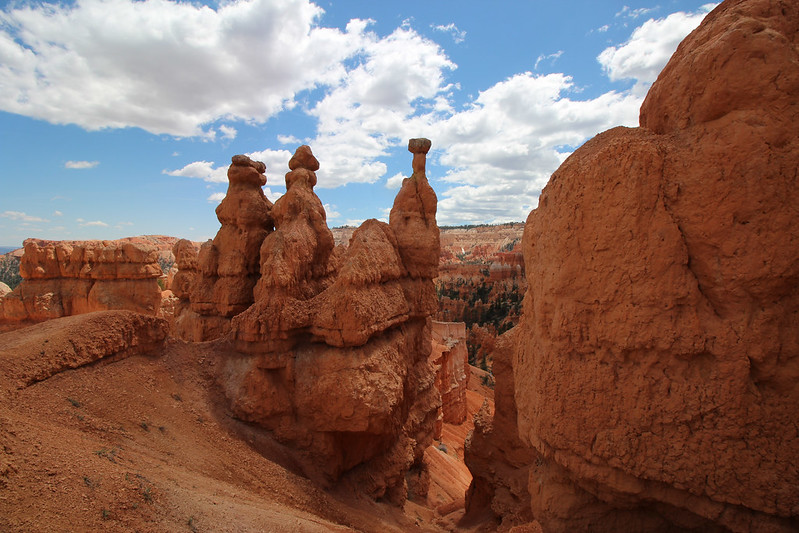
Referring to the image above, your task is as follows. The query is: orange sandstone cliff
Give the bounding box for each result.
[466,0,799,531]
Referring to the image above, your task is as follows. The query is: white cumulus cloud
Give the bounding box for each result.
[598,5,716,92]
[0,0,367,137]
[385,172,407,189]
[164,161,228,183]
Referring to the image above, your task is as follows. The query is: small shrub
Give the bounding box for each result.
[67,397,81,408]
[94,447,119,463]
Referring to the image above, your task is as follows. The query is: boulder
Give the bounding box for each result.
[466,0,799,531]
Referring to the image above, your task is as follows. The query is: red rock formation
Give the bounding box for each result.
[211,141,441,503]
[0,239,162,323]
[464,329,535,530]
[172,156,273,341]
[430,321,470,430]
[170,238,201,339]
[467,1,799,531]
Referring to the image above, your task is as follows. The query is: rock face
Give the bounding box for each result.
[430,321,470,429]
[466,1,799,531]
[175,141,442,503]
[465,328,535,528]
[173,155,274,341]
[0,239,162,323]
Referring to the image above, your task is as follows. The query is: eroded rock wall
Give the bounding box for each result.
[467,0,799,531]
[0,239,162,323]
[430,321,470,428]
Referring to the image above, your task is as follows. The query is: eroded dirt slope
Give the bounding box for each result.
[0,313,455,532]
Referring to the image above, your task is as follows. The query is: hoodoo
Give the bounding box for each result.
[171,141,442,503]
[172,155,273,341]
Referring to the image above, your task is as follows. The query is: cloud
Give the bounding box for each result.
[323,203,341,219]
[597,24,610,33]
[207,192,226,203]
[164,161,228,183]
[278,134,302,145]
[428,71,639,224]
[65,160,99,169]
[263,187,284,202]
[534,50,563,70]
[218,125,237,141]
[0,0,368,137]
[431,23,466,44]
[246,148,293,182]
[598,6,715,92]
[1,210,48,222]
[615,6,658,19]
[80,220,108,227]
[53,210,63,217]
[306,25,455,187]
[167,149,292,189]
[385,172,406,189]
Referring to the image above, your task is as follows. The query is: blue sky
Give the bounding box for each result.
[0,0,716,247]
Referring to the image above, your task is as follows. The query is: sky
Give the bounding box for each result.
[0,0,718,247]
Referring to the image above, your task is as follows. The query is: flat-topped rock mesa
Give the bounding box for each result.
[466,0,799,531]
[174,141,441,503]
[0,239,163,323]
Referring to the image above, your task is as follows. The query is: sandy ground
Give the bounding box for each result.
[0,317,493,532]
